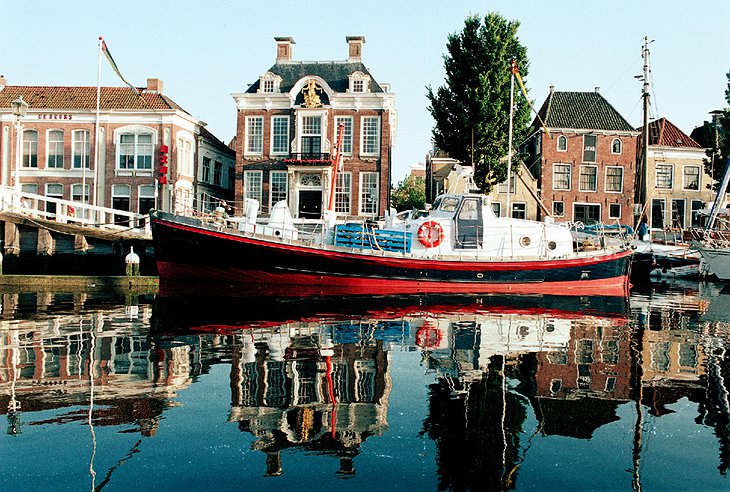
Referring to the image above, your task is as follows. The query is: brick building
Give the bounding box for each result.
[232,36,396,219]
[0,77,234,218]
[524,88,640,225]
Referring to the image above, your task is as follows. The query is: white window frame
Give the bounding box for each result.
[72,129,91,169]
[297,112,325,156]
[552,201,565,217]
[47,129,64,169]
[177,135,194,177]
[682,165,700,191]
[553,163,572,191]
[271,116,290,155]
[71,183,90,203]
[360,116,380,156]
[348,71,371,93]
[269,170,288,209]
[335,171,352,215]
[115,126,156,171]
[138,184,156,213]
[359,172,379,216]
[557,135,568,152]
[583,134,597,163]
[579,165,598,192]
[656,163,674,189]
[245,116,264,156]
[334,116,353,155]
[605,166,624,193]
[611,138,622,155]
[22,129,38,168]
[608,203,621,219]
[244,170,263,204]
[491,202,502,217]
[511,202,527,219]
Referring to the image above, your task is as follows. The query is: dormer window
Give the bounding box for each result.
[259,72,282,93]
[348,71,370,94]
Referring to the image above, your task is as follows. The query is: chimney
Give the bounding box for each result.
[346,36,365,62]
[146,78,163,93]
[595,86,600,92]
[0,75,6,91]
[549,85,555,94]
[275,37,295,62]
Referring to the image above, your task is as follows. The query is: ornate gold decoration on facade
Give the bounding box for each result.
[301,79,323,108]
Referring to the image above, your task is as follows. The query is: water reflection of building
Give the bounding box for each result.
[0,302,199,436]
[228,321,402,476]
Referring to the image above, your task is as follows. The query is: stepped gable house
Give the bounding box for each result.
[0,76,234,217]
[232,36,396,219]
[524,87,639,225]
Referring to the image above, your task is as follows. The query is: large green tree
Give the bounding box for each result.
[391,175,426,211]
[427,13,530,192]
[693,69,730,189]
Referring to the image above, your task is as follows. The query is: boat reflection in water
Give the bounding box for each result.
[2,283,730,489]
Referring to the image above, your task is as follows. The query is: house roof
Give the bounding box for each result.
[198,125,235,156]
[533,90,636,132]
[645,117,702,148]
[0,85,187,112]
[246,61,384,94]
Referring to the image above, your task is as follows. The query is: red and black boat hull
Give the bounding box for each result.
[151,213,632,297]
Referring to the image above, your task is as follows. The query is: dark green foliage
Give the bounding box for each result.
[697,70,730,189]
[426,13,531,193]
[391,175,426,211]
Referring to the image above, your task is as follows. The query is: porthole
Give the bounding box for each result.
[520,236,531,247]
[547,241,557,251]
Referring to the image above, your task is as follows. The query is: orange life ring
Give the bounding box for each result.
[417,220,444,248]
[68,206,75,217]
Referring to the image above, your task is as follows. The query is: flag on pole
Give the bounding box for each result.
[100,37,140,95]
[511,60,550,137]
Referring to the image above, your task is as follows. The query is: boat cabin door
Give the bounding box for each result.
[455,197,483,249]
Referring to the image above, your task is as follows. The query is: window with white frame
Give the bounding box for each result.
[553,163,571,190]
[213,161,222,186]
[119,132,153,170]
[269,171,288,208]
[352,80,364,93]
[202,156,211,183]
[335,172,352,214]
[244,170,263,203]
[359,172,379,215]
[138,185,156,215]
[348,71,370,93]
[23,129,38,167]
[361,116,380,156]
[609,203,621,219]
[271,116,290,155]
[112,184,131,211]
[691,200,704,227]
[300,115,323,156]
[583,134,597,162]
[178,138,194,176]
[579,165,598,191]
[656,164,673,189]
[491,202,501,217]
[45,183,63,214]
[553,201,565,217]
[71,183,90,203]
[605,166,624,192]
[47,130,64,168]
[245,116,264,155]
[611,138,622,154]
[73,130,90,169]
[498,172,516,194]
[557,135,568,152]
[259,72,281,94]
[334,116,353,155]
[511,202,526,219]
[683,165,700,190]
[262,79,275,93]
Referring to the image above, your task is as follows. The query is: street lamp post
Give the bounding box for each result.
[11,96,29,202]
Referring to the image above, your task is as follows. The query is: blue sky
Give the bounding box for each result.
[2,0,728,181]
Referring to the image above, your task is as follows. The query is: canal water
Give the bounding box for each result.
[2,281,730,491]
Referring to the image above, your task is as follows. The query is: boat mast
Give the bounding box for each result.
[506,60,516,214]
[636,37,651,218]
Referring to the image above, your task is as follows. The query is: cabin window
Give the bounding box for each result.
[683,166,700,190]
[605,166,623,193]
[269,171,288,209]
[611,138,622,154]
[73,130,91,169]
[271,116,290,155]
[609,203,621,219]
[579,165,598,192]
[557,135,567,152]
[656,164,673,189]
[47,130,64,168]
[553,201,564,217]
[23,129,38,167]
[583,134,597,162]
[438,196,460,213]
[553,164,571,190]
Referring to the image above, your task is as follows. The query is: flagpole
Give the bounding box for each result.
[93,36,102,218]
[506,60,515,217]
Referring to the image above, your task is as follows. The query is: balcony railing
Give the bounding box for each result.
[282,153,333,165]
